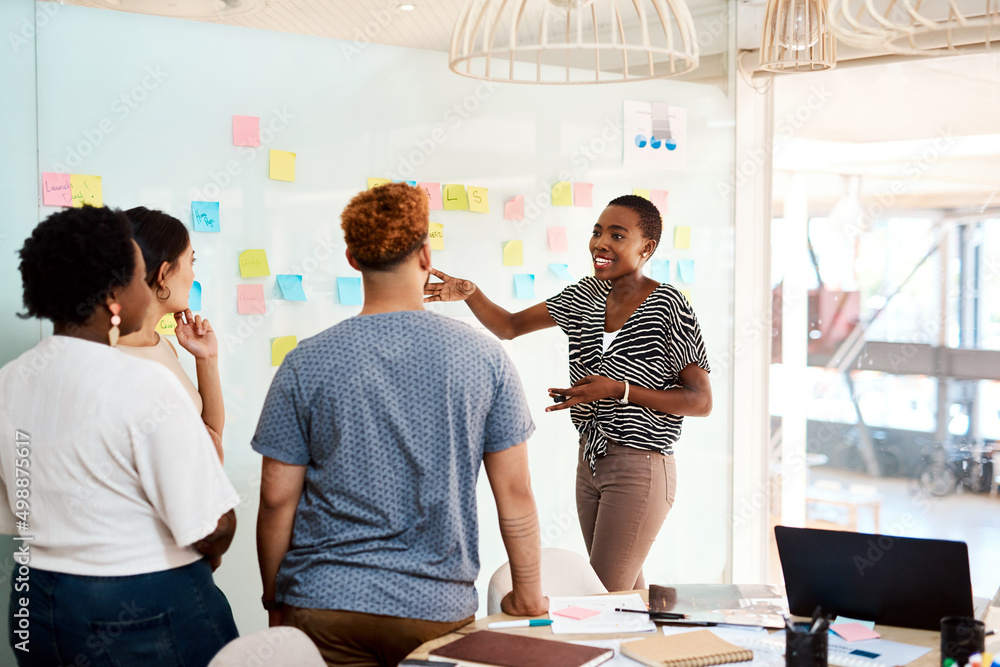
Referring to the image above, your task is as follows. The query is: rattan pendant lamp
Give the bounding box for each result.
[759,0,837,71]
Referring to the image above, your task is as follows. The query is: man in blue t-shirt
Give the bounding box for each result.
[253,183,547,666]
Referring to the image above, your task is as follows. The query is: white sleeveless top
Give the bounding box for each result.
[118,334,204,414]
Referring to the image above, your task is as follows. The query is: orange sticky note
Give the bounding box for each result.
[237,284,266,314]
[548,227,569,252]
[573,182,593,207]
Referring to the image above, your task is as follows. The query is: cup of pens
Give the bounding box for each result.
[785,615,829,667]
[940,616,987,667]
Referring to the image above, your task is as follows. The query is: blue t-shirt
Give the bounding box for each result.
[251,311,535,622]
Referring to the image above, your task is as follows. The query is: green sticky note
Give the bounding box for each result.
[442,184,469,210]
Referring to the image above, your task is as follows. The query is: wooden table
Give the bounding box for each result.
[408,587,1000,666]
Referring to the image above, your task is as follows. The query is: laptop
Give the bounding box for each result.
[774,526,975,631]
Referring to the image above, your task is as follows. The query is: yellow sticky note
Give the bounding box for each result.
[70,174,103,208]
[674,225,691,249]
[239,249,270,277]
[468,186,489,213]
[429,222,444,250]
[155,313,177,337]
[271,336,297,367]
[552,182,573,206]
[269,150,296,182]
[367,177,391,189]
[442,184,469,210]
[633,188,651,200]
[503,240,523,266]
[680,289,692,303]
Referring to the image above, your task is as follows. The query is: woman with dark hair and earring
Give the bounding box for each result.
[426,194,712,593]
[0,206,240,667]
[118,206,225,462]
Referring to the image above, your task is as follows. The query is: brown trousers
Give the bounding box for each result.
[575,439,677,592]
[284,606,474,667]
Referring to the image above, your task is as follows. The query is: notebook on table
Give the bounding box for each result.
[620,630,754,667]
[428,630,614,667]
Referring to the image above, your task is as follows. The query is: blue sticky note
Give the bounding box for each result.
[337,277,363,305]
[677,259,695,283]
[189,280,202,311]
[394,180,417,186]
[191,201,220,233]
[549,263,574,281]
[651,259,671,283]
[276,274,307,301]
[513,274,535,300]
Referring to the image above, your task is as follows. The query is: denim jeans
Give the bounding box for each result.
[8,558,238,667]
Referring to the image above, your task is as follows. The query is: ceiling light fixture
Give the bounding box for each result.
[759,0,836,71]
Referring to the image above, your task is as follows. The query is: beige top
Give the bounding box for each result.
[118,334,204,414]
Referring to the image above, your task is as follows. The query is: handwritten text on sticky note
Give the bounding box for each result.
[429,223,444,250]
[237,284,266,314]
[70,174,102,208]
[468,186,489,213]
[276,274,307,301]
[239,249,270,278]
[42,173,72,207]
[155,313,177,337]
[192,201,220,233]
[418,182,443,210]
[443,184,469,210]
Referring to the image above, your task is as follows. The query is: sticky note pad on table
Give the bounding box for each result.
[551,181,573,206]
[513,274,535,300]
[574,182,593,207]
[831,623,881,642]
[674,225,691,249]
[468,186,489,213]
[276,274,306,301]
[189,281,202,311]
[155,313,177,336]
[553,606,601,621]
[271,336,297,367]
[633,188,651,200]
[548,226,569,252]
[269,150,296,182]
[233,115,260,146]
[237,284,266,314]
[239,249,270,277]
[70,174,102,207]
[367,177,391,189]
[192,201,220,233]
[550,263,574,281]
[650,259,670,283]
[677,259,695,283]
[651,189,668,216]
[503,240,523,266]
[337,277,363,305]
[42,172,72,207]
[429,223,444,250]
[442,184,469,210]
[504,195,524,221]
[419,182,442,209]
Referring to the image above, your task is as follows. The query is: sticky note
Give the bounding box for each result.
[70,174,102,208]
[189,281,202,311]
[553,606,601,621]
[155,313,177,336]
[677,259,695,283]
[651,259,670,283]
[633,188,651,200]
[269,150,296,182]
[429,222,444,250]
[418,182,442,209]
[239,249,270,277]
[504,195,524,221]
[367,177,391,189]
[680,289,692,303]
[191,201,220,233]
[233,115,260,147]
[394,180,417,186]
[651,189,668,216]
[548,226,569,252]
[41,172,72,207]
[276,274,306,301]
[674,225,691,249]
[834,618,876,630]
[502,240,523,266]
[337,277,363,305]
[237,284,266,314]
[271,336,297,367]
[831,623,881,642]
[552,181,573,206]
[550,263,574,281]
[468,186,489,213]
[442,184,469,210]
[574,182,594,207]
[513,274,535,300]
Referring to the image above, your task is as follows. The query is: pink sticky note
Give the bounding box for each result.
[553,606,602,620]
[831,623,881,642]
[419,182,442,210]
[504,195,525,221]
[237,284,266,314]
[573,183,594,207]
[233,115,260,147]
[651,189,668,216]
[548,226,569,252]
[42,172,73,207]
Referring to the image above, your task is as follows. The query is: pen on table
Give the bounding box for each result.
[614,608,688,620]
[487,619,554,629]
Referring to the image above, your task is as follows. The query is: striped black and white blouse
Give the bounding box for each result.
[546,277,711,472]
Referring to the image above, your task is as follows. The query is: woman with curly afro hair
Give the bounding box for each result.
[0,206,240,666]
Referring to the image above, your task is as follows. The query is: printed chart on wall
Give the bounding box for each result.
[623,100,688,171]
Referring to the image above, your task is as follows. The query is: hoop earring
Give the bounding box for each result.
[156,285,171,301]
[108,303,121,347]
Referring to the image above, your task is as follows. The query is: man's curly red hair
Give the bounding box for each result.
[341,182,429,271]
